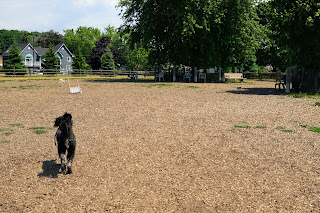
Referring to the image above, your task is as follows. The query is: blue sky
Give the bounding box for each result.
[0,0,123,34]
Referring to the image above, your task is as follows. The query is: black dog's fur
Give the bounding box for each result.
[54,113,76,174]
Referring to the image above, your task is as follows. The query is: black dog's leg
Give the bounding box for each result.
[66,142,76,174]
[58,144,67,174]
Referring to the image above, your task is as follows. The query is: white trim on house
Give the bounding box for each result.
[55,44,75,58]
[25,54,33,66]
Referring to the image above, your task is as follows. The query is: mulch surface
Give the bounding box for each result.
[0,79,319,212]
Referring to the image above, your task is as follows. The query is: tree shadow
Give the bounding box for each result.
[85,78,155,83]
[38,160,60,178]
[226,87,285,96]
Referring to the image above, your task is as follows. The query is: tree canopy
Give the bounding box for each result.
[118,0,260,70]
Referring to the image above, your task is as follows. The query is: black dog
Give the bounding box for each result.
[54,113,76,174]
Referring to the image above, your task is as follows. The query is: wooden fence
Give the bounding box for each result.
[0,69,154,78]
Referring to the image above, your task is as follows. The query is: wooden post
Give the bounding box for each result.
[313,69,319,93]
[173,67,176,82]
[285,67,291,93]
[194,67,197,83]
[218,67,221,82]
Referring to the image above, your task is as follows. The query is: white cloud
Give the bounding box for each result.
[0,0,122,33]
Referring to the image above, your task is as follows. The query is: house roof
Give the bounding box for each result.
[1,43,74,57]
[2,43,31,56]
[34,47,49,56]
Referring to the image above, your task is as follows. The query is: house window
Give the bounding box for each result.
[25,54,33,66]
[67,57,71,62]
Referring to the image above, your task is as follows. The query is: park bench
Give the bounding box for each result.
[224,73,245,82]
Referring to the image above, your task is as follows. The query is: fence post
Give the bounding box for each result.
[14,68,16,77]
[285,67,291,93]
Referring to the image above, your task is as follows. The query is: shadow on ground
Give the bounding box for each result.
[226,87,285,95]
[38,160,60,178]
[85,78,155,83]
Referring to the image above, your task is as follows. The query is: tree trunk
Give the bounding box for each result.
[285,67,291,93]
[194,67,197,83]
[172,67,176,82]
[313,69,319,93]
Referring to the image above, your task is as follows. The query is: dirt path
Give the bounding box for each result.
[0,79,319,212]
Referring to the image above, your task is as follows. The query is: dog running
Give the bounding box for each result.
[54,112,76,174]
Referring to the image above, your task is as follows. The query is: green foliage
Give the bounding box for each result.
[100,48,115,70]
[36,30,63,47]
[89,36,111,70]
[118,0,260,69]
[4,45,26,75]
[72,47,89,70]
[41,45,59,70]
[0,30,33,54]
[64,27,102,63]
[269,0,320,70]
[315,102,320,107]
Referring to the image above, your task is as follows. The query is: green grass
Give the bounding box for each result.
[280,129,294,133]
[33,130,48,135]
[309,126,320,133]
[287,93,320,99]
[0,140,10,144]
[0,128,10,132]
[29,127,48,135]
[19,85,44,90]
[146,83,174,88]
[275,126,293,133]
[186,85,200,89]
[9,123,24,128]
[255,126,267,129]
[234,125,251,129]
[315,102,320,107]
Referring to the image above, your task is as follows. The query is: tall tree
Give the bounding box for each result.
[72,47,88,70]
[42,45,59,69]
[64,27,102,62]
[269,0,320,92]
[36,30,63,47]
[89,36,111,70]
[100,48,115,70]
[4,45,25,69]
[118,0,259,71]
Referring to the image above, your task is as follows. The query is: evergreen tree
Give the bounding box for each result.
[100,48,115,70]
[42,45,59,69]
[72,47,88,70]
[4,45,26,75]
[4,46,25,69]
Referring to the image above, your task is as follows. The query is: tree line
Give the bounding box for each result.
[0,26,149,71]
